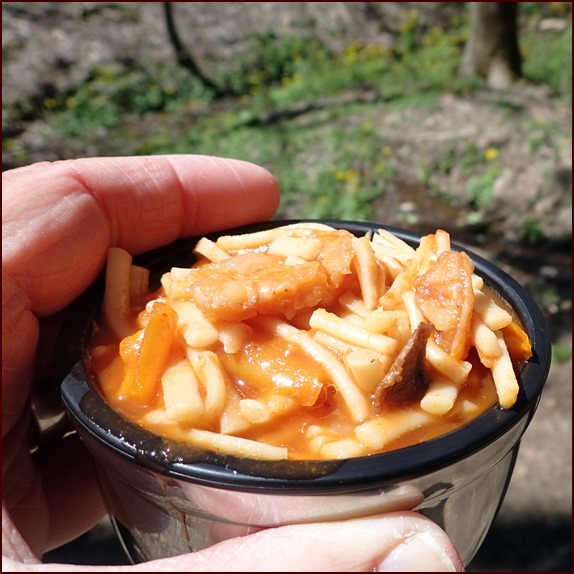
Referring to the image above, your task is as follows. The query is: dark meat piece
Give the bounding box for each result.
[374,322,434,407]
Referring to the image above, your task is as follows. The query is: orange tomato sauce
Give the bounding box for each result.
[87,226,531,460]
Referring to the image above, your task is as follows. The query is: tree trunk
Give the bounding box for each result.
[163,3,226,98]
[459,2,522,90]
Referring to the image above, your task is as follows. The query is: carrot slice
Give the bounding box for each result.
[501,320,533,362]
[118,304,177,405]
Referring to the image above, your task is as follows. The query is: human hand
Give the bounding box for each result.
[2,155,464,572]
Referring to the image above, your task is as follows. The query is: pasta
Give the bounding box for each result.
[88,223,533,461]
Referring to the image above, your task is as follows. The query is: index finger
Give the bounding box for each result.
[2,155,280,314]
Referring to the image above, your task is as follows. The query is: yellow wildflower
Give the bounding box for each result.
[484,147,499,161]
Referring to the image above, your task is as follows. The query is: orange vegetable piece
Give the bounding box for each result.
[117,303,177,406]
[501,320,533,362]
[219,331,326,407]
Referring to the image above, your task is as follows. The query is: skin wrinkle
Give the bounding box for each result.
[26,241,90,311]
[188,156,225,228]
[68,157,181,253]
[2,411,33,477]
[67,159,126,250]
[5,464,41,521]
[164,156,234,239]
[2,516,40,572]
[305,524,376,571]
[100,161,165,249]
[163,156,198,242]
[185,155,279,232]
[220,157,251,218]
[3,205,53,273]
[2,462,49,559]
[3,168,110,315]
[170,155,221,234]
[2,432,36,512]
[2,277,33,341]
[70,157,187,253]
[134,171,188,249]
[3,506,40,565]
[2,283,38,436]
[24,203,107,315]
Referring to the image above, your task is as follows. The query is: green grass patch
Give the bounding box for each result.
[552,340,572,364]
[521,20,572,100]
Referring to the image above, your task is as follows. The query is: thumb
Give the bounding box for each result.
[161,512,464,572]
[31,512,464,572]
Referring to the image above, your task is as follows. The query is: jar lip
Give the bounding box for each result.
[60,219,552,492]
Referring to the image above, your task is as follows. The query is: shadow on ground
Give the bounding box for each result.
[469,516,572,572]
[43,519,129,566]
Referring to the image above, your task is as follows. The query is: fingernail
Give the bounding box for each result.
[377,532,461,572]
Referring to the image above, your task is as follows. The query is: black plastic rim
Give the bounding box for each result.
[60,219,552,493]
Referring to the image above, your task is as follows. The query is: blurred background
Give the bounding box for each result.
[3,2,571,571]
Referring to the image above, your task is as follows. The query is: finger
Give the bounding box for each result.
[2,155,280,315]
[2,275,39,435]
[2,504,41,566]
[24,513,463,572]
[36,435,107,553]
[182,483,423,529]
[148,513,464,572]
[3,431,107,557]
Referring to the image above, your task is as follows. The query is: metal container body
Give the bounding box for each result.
[69,411,528,565]
[61,220,551,567]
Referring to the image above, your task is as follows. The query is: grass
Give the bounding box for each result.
[552,340,572,364]
[521,16,572,101]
